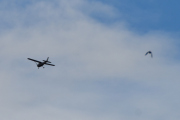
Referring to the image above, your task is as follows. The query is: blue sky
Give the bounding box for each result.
[1,0,180,32]
[0,0,180,120]
[90,0,180,32]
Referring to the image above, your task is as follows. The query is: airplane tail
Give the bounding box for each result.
[43,57,51,63]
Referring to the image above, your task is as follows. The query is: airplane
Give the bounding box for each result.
[27,57,55,69]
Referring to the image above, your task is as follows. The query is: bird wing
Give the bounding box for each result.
[27,58,41,63]
[145,52,148,56]
[151,53,153,58]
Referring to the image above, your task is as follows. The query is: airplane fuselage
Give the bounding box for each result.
[37,61,46,67]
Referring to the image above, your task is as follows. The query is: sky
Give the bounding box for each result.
[0,0,180,120]
[91,0,180,33]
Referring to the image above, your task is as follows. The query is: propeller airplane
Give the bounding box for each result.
[27,57,55,69]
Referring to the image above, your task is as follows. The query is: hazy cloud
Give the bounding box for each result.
[0,0,179,120]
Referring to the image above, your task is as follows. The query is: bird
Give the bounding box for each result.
[145,51,153,58]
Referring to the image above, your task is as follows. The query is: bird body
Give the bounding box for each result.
[145,51,153,58]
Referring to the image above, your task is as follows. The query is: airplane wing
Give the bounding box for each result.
[45,63,55,66]
[27,58,41,63]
